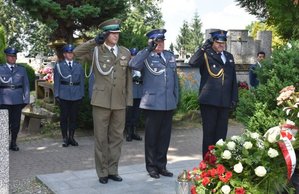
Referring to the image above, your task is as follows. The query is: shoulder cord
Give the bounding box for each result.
[93,46,113,76]
[204,52,224,85]
[56,63,72,82]
[144,58,165,76]
[0,76,12,84]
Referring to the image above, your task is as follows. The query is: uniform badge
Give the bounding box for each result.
[120,56,126,60]
[106,59,110,63]
[103,64,107,68]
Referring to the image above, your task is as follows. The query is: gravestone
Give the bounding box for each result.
[0,110,9,194]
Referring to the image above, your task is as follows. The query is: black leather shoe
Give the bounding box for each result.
[126,135,132,142]
[149,171,160,179]
[158,169,173,177]
[62,138,69,147]
[99,177,108,184]
[69,138,79,146]
[108,174,123,182]
[132,133,142,141]
[9,144,19,151]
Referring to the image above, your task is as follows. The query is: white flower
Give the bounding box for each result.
[243,141,253,149]
[264,126,281,143]
[255,166,267,177]
[221,185,231,194]
[233,162,243,173]
[227,141,236,150]
[222,150,232,160]
[250,132,260,139]
[268,148,279,158]
[231,135,241,141]
[216,139,225,146]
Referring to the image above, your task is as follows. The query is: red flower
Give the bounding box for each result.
[204,151,217,165]
[235,187,246,194]
[202,177,210,186]
[191,185,197,194]
[216,164,226,175]
[208,168,218,177]
[199,161,207,170]
[208,145,215,151]
[200,171,209,178]
[219,171,233,183]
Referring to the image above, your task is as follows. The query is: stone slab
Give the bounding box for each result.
[37,160,200,194]
[0,110,9,194]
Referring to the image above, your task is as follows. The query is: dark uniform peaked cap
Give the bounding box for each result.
[99,19,121,33]
[4,47,18,56]
[210,30,228,42]
[146,29,167,40]
[63,44,75,53]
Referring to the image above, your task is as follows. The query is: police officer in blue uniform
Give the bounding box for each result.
[189,30,238,157]
[0,47,30,151]
[125,48,143,142]
[129,29,179,179]
[54,44,85,147]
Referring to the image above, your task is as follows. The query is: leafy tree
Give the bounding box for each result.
[0,0,51,55]
[189,12,204,53]
[169,43,174,52]
[235,0,299,40]
[175,20,192,56]
[175,12,204,56]
[120,1,164,49]
[246,21,284,48]
[0,25,5,63]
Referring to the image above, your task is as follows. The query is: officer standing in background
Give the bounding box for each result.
[73,19,132,184]
[54,44,84,147]
[129,29,179,179]
[189,30,238,157]
[125,48,143,142]
[249,51,265,88]
[0,47,30,151]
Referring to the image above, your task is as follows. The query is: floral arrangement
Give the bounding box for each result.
[237,81,249,90]
[188,85,299,194]
[39,66,53,83]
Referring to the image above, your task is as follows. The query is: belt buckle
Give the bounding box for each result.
[69,82,73,86]
[10,85,15,89]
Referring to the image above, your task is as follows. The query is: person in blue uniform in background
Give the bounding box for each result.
[189,30,238,157]
[129,29,179,179]
[0,47,30,151]
[125,48,143,142]
[54,44,85,147]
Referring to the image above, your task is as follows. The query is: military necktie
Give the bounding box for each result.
[110,48,116,57]
[10,65,14,72]
[68,62,72,70]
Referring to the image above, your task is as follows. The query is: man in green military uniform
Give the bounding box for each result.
[74,19,132,184]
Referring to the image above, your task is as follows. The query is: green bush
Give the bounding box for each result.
[236,40,299,133]
[78,77,93,130]
[177,89,199,113]
[20,63,36,91]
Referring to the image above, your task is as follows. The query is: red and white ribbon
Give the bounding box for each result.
[278,137,296,180]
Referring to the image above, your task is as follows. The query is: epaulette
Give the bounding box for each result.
[164,50,174,55]
[119,46,130,54]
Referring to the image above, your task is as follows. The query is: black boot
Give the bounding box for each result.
[10,135,19,151]
[69,130,78,146]
[131,126,142,141]
[126,126,132,142]
[62,129,69,147]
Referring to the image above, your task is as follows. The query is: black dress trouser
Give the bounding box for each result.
[143,109,173,173]
[200,104,230,157]
[59,99,81,137]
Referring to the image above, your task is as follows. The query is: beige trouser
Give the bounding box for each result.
[93,106,125,178]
